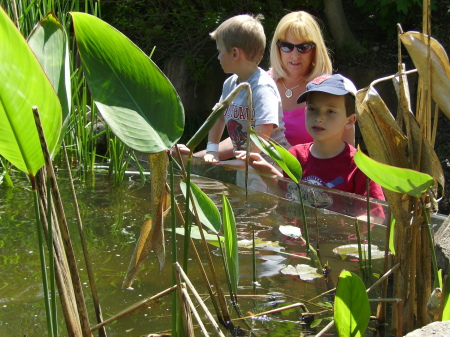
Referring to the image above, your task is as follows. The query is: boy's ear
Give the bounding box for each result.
[232,47,239,59]
[345,114,357,129]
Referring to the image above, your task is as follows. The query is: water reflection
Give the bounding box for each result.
[0,169,390,336]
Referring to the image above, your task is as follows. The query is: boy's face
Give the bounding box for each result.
[305,92,356,142]
[216,40,235,74]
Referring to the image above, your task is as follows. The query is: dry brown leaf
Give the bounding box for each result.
[122,151,169,288]
[400,31,450,119]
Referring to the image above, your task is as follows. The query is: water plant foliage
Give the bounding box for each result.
[334,270,370,337]
[0,7,62,175]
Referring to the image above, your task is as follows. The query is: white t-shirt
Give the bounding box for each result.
[219,67,289,152]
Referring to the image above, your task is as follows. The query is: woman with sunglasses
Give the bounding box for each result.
[269,11,355,146]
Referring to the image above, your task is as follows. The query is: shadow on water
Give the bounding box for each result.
[0,160,446,336]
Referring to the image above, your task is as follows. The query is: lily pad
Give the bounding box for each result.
[280,264,322,281]
[333,244,385,260]
[279,225,302,239]
[238,239,280,249]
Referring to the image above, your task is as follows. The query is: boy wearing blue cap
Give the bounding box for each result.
[233,74,385,200]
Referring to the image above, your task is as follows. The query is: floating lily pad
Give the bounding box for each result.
[238,239,280,249]
[170,226,224,247]
[279,225,302,239]
[280,264,322,280]
[332,244,385,260]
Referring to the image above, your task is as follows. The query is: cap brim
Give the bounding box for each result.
[296,87,352,104]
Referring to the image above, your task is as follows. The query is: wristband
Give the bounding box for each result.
[206,142,219,152]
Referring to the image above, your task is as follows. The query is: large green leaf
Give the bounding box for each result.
[443,275,450,321]
[250,130,302,183]
[334,270,370,337]
[0,8,62,175]
[354,146,435,198]
[222,193,239,295]
[28,12,71,128]
[180,180,222,234]
[71,12,184,153]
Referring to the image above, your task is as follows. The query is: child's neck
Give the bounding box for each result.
[310,140,346,159]
[236,62,258,83]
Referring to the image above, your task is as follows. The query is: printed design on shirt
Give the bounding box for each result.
[224,104,255,122]
[285,179,334,209]
[227,120,247,150]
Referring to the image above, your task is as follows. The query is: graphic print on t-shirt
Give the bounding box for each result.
[224,103,255,151]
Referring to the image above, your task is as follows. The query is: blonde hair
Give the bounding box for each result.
[270,11,332,81]
[210,14,266,64]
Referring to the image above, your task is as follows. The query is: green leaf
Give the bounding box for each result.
[279,225,302,239]
[250,130,302,182]
[0,8,62,175]
[28,13,71,129]
[222,193,239,295]
[354,145,435,198]
[180,180,222,234]
[443,275,450,321]
[389,216,396,255]
[334,270,370,337]
[71,12,184,153]
[171,226,224,247]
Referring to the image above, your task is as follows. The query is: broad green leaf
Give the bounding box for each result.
[389,217,396,255]
[354,146,435,198]
[443,275,450,321]
[71,12,184,153]
[222,193,239,295]
[28,12,71,129]
[250,130,302,182]
[334,270,370,337]
[0,8,62,175]
[171,226,224,247]
[180,180,222,234]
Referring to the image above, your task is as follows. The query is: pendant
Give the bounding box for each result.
[285,89,293,98]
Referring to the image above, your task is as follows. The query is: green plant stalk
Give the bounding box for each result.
[186,82,249,150]
[46,179,58,337]
[422,203,440,289]
[32,175,55,337]
[355,218,366,274]
[296,184,310,253]
[182,153,193,271]
[169,160,179,337]
[252,228,257,294]
[366,178,372,273]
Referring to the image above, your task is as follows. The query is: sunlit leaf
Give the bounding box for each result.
[280,264,322,280]
[400,31,450,119]
[222,193,239,295]
[389,216,396,255]
[443,275,450,321]
[250,130,302,182]
[71,12,184,153]
[334,270,370,337]
[0,8,62,175]
[171,226,224,247]
[28,12,71,129]
[180,180,222,234]
[238,238,280,249]
[354,146,434,198]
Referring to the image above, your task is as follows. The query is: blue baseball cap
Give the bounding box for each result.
[297,74,357,103]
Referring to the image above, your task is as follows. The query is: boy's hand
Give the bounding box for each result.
[204,152,219,163]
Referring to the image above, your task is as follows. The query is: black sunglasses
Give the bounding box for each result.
[277,41,316,53]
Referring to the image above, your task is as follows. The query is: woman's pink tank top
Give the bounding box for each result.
[282,106,313,146]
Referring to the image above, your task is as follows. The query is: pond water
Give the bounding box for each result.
[0,161,430,337]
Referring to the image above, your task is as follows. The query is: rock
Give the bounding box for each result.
[404,320,450,337]
[435,214,450,275]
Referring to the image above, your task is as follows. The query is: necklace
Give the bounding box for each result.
[282,80,300,98]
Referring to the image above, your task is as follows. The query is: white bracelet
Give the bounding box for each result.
[206,141,219,152]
